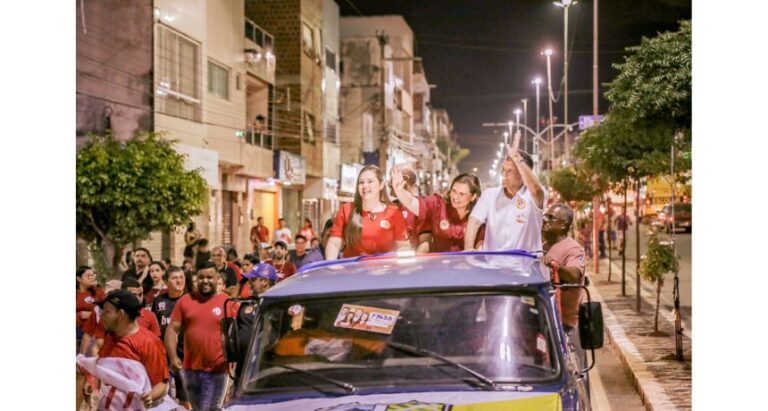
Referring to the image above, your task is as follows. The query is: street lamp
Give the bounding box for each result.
[513,108,522,134]
[554,0,577,164]
[542,48,555,171]
[521,99,529,152]
[532,77,543,171]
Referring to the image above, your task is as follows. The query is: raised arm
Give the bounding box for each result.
[325,237,343,260]
[507,130,545,208]
[391,167,420,217]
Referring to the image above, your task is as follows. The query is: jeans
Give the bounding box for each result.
[181,369,228,411]
[170,369,189,402]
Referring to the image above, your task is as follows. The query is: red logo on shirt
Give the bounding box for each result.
[379,219,391,229]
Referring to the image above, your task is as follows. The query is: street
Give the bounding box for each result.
[591,341,646,411]
[602,227,692,336]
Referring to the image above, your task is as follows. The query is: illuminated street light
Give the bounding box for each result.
[542,48,555,171]
[513,108,522,133]
[554,0,578,164]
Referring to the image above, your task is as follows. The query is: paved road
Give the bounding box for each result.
[599,226,692,335]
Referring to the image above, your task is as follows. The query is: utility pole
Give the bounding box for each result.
[543,49,555,171]
[521,99,529,152]
[591,0,600,272]
[377,32,389,171]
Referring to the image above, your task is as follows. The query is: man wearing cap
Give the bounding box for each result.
[464,130,546,254]
[165,262,238,411]
[231,264,278,379]
[88,289,169,409]
[80,278,161,357]
[266,241,297,281]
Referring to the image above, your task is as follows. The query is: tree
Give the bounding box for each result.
[638,231,679,333]
[549,167,596,205]
[77,132,208,279]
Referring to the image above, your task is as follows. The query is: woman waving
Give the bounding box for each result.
[325,165,411,260]
[392,171,485,252]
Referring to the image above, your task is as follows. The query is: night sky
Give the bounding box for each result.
[337,0,692,175]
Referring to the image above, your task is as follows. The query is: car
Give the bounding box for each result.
[223,250,604,411]
[656,203,692,233]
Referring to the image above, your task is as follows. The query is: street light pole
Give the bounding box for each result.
[521,99,529,152]
[513,108,521,135]
[555,0,577,164]
[543,49,555,171]
[533,78,542,173]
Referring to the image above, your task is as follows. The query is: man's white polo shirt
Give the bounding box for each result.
[470,185,546,253]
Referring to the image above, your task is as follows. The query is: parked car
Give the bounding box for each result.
[656,203,692,233]
[223,250,605,411]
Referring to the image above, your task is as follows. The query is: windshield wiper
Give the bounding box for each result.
[262,361,358,394]
[386,341,498,390]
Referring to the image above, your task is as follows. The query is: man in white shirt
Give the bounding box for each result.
[464,130,547,253]
[273,217,293,245]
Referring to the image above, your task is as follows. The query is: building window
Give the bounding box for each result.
[155,24,201,121]
[208,60,230,100]
[236,74,242,91]
[325,47,336,71]
[302,22,315,57]
[304,112,316,144]
[245,18,273,51]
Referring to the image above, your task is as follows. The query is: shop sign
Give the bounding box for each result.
[275,150,305,185]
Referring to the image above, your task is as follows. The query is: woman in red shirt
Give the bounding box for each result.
[300,218,317,242]
[143,261,168,308]
[76,266,105,350]
[392,172,485,252]
[326,165,411,259]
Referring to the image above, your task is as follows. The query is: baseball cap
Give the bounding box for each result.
[274,240,288,249]
[98,289,142,318]
[244,263,278,281]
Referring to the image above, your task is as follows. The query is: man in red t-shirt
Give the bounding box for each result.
[250,216,270,251]
[165,262,238,411]
[81,289,169,409]
[266,241,297,281]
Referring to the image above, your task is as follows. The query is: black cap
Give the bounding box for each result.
[98,289,142,319]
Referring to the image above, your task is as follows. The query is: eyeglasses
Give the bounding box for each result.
[500,167,516,176]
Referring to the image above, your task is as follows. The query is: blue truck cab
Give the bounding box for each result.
[223,250,604,410]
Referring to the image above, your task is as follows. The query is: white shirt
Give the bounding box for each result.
[274,227,293,243]
[470,185,546,253]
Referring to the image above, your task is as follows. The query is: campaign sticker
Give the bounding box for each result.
[334,304,400,335]
[379,219,391,229]
[521,296,536,306]
[439,219,450,231]
[212,307,222,317]
[516,198,527,210]
[84,296,94,304]
[244,306,254,315]
[536,333,547,353]
[516,214,526,224]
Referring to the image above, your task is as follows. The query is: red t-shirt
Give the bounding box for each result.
[98,326,169,387]
[76,288,106,328]
[330,203,409,257]
[266,259,297,281]
[170,293,238,373]
[396,202,426,248]
[83,308,161,339]
[252,225,270,243]
[418,194,486,252]
[144,286,167,309]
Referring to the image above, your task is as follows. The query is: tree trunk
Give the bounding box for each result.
[91,237,125,281]
[621,181,628,297]
[635,177,642,313]
[655,278,664,332]
[607,209,613,282]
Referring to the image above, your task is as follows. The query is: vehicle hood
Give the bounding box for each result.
[225,391,561,410]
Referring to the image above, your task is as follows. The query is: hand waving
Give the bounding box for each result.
[505,130,522,160]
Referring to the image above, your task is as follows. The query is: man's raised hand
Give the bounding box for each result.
[505,130,522,159]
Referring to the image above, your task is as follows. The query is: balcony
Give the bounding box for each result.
[245,127,273,150]
[244,19,275,84]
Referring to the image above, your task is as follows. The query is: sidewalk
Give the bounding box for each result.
[587,258,692,411]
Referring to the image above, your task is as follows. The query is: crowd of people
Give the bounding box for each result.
[74,131,590,410]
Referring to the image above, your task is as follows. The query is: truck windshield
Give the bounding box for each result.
[241,293,560,395]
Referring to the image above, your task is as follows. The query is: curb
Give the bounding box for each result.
[587,281,679,411]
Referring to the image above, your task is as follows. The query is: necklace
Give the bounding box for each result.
[365,204,385,221]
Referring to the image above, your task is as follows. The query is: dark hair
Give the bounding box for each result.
[196,238,209,247]
[303,218,312,227]
[345,165,388,249]
[279,217,286,223]
[444,173,482,213]
[243,253,260,265]
[121,278,142,290]
[76,266,94,292]
[551,203,575,232]
[187,222,196,231]
[147,261,166,290]
[197,261,218,272]
[274,241,288,250]
[295,234,307,242]
[226,247,238,260]
[133,247,153,260]
[164,266,185,281]
[322,218,334,233]
[398,164,418,187]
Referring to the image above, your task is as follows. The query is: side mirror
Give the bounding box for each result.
[578,302,604,349]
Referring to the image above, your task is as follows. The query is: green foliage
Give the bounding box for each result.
[76,132,208,273]
[606,20,691,128]
[452,147,471,168]
[436,134,470,169]
[638,233,679,284]
[549,167,598,203]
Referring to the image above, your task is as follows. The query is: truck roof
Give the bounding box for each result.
[261,251,548,299]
